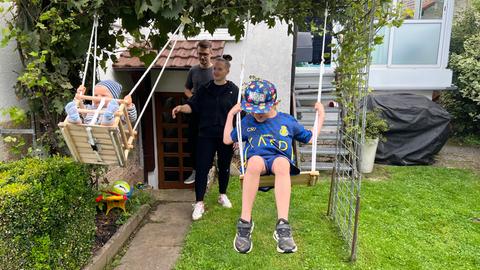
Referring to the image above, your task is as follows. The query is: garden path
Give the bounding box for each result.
[114,190,194,270]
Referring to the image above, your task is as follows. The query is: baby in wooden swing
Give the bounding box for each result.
[64,80,137,126]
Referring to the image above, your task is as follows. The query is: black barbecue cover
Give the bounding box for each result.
[366,94,451,165]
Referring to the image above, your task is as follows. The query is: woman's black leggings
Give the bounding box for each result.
[195,136,233,201]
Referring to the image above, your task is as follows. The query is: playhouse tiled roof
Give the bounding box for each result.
[113,40,225,70]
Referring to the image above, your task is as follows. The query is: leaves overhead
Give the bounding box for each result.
[0,0,401,153]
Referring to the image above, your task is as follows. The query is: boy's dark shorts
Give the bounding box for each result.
[254,155,300,192]
[259,155,301,176]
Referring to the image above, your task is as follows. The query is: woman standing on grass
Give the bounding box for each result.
[172,55,238,221]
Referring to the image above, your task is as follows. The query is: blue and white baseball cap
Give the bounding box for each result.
[241,78,277,114]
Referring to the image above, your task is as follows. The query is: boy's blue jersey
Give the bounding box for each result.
[231,112,312,163]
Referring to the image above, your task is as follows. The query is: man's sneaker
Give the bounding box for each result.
[273,218,297,253]
[218,194,232,208]
[233,219,254,254]
[184,170,196,184]
[192,202,204,221]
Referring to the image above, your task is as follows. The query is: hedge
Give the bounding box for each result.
[0,157,96,269]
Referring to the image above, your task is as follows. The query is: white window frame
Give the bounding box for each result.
[372,0,453,68]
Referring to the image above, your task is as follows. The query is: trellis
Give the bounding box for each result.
[327,0,378,261]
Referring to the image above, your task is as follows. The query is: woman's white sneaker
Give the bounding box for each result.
[218,194,232,208]
[192,202,205,221]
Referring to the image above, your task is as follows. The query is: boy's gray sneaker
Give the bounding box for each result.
[273,218,297,253]
[233,218,254,254]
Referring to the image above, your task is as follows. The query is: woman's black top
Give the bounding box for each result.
[187,80,239,138]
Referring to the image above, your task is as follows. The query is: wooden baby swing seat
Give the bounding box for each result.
[58,96,136,167]
[59,14,183,167]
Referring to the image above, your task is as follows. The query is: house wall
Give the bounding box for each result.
[0,3,25,161]
[224,21,294,113]
[151,70,188,92]
[141,22,294,188]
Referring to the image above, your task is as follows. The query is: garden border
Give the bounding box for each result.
[83,204,151,270]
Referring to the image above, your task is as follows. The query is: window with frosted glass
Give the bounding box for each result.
[391,23,441,65]
[371,27,390,64]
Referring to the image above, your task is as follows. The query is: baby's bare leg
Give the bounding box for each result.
[240,156,265,222]
[271,157,292,220]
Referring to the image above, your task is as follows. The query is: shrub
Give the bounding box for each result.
[0,157,96,270]
[365,109,389,141]
[440,2,480,137]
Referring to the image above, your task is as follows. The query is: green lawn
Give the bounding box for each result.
[175,166,480,270]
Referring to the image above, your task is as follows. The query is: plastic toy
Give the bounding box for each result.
[96,180,133,215]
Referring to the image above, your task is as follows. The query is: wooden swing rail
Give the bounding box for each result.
[239,171,320,187]
[74,94,128,104]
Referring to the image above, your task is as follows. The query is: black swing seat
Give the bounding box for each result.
[58,95,137,167]
[239,171,320,187]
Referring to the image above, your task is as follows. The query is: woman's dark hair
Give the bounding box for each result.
[222,54,232,61]
[214,54,232,69]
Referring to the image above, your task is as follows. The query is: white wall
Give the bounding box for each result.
[0,3,25,161]
[224,21,294,113]
[151,70,188,92]
[0,3,24,116]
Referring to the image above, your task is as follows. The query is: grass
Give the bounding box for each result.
[175,166,480,270]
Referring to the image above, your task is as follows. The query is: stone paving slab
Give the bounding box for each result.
[149,202,193,224]
[114,246,182,270]
[148,189,195,202]
[114,201,193,270]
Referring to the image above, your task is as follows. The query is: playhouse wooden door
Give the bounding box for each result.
[155,92,193,189]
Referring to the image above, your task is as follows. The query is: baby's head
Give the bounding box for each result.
[93,80,122,106]
[241,77,278,123]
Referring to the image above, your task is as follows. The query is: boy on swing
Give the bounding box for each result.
[223,78,325,254]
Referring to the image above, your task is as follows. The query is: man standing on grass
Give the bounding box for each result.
[183,40,214,184]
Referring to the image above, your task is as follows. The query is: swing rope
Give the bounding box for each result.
[81,13,98,88]
[92,14,99,95]
[127,24,184,97]
[311,7,329,172]
[236,10,251,175]
[79,14,184,131]
[235,8,329,176]
[133,25,184,131]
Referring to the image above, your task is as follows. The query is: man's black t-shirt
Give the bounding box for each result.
[185,65,214,94]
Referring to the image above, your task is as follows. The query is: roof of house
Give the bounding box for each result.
[112,40,225,71]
